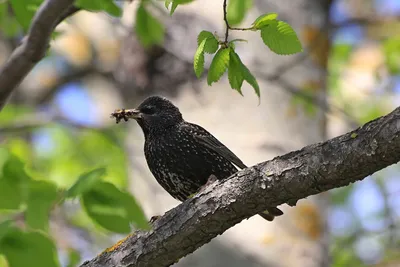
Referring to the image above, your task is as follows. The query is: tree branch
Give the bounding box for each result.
[0,0,78,111]
[81,106,400,267]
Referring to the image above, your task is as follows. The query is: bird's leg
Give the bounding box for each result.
[198,174,219,193]
[149,215,161,224]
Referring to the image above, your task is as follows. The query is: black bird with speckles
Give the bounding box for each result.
[125,95,283,221]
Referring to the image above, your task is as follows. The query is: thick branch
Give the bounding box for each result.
[81,107,400,267]
[0,0,78,111]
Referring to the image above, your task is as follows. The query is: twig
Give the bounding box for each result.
[0,0,78,111]
[222,0,253,44]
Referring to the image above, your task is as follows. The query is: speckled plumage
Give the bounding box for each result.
[132,96,283,221]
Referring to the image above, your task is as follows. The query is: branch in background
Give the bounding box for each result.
[0,0,78,111]
[0,112,104,133]
[81,106,400,267]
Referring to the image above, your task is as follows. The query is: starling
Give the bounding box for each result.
[114,96,283,221]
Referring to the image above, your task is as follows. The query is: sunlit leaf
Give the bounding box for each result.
[228,48,260,96]
[207,48,230,85]
[194,38,207,78]
[197,31,219,54]
[228,48,244,94]
[383,37,400,75]
[260,20,302,55]
[252,13,278,29]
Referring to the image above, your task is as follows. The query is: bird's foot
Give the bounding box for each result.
[149,215,161,225]
[198,174,219,193]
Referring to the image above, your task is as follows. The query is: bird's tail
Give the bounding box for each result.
[258,207,284,221]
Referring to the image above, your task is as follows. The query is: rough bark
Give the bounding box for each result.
[81,106,400,267]
[0,0,78,110]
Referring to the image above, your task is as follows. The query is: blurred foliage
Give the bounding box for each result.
[0,0,399,267]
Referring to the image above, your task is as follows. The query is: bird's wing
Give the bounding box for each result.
[181,123,248,169]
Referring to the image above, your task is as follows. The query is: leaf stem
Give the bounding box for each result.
[222,0,253,44]
[223,0,229,43]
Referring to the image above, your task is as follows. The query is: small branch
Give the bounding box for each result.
[222,0,253,44]
[222,0,229,43]
[0,0,78,111]
[81,106,400,267]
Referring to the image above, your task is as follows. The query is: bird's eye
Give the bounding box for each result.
[141,106,156,115]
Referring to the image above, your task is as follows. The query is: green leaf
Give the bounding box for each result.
[0,2,21,37]
[75,0,122,17]
[165,0,172,9]
[0,228,60,267]
[25,180,58,231]
[9,0,41,32]
[194,39,207,78]
[82,182,148,233]
[197,31,219,54]
[228,49,244,94]
[260,20,302,55]
[383,37,400,75]
[228,48,260,96]
[207,48,230,85]
[252,13,278,29]
[66,249,81,267]
[0,155,31,210]
[136,4,165,47]
[66,168,107,198]
[0,220,13,242]
[168,0,194,15]
[227,0,253,26]
[241,63,260,97]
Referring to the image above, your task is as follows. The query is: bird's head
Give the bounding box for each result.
[127,96,183,136]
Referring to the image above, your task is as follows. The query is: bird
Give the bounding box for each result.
[112,95,283,221]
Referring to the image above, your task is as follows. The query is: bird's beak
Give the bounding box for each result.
[125,109,143,120]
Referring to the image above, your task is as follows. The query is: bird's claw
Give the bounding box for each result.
[149,215,161,224]
[198,174,219,193]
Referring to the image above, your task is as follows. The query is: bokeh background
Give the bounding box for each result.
[0,0,399,266]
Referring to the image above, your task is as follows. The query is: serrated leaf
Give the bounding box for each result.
[227,48,260,97]
[0,228,60,267]
[260,20,302,55]
[228,48,244,94]
[82,181,149,233]
[252,13,278,29]
[75,0,122,17]
[136,4,165,47]
[227,0,253,26]
[194,39,207,78]
[197,31,219,54]
[25,180,58,231]
[66,168,107,198]
[241,62,260,97]
[207,48,230,85]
